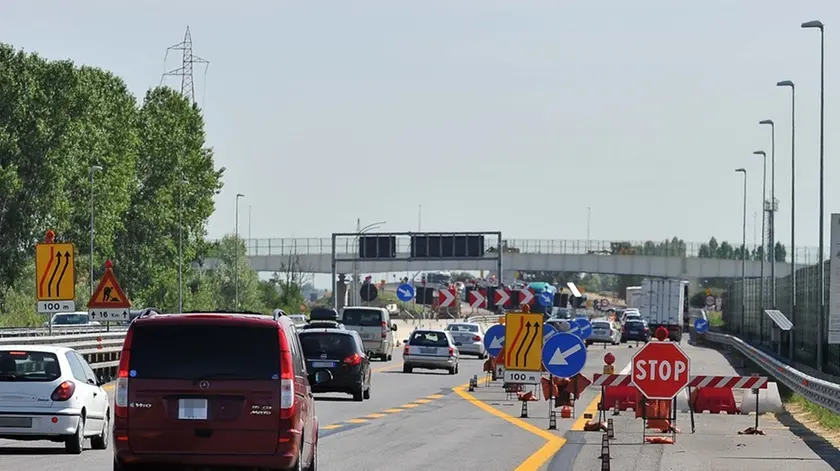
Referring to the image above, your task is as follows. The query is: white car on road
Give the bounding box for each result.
[0,346,110,454]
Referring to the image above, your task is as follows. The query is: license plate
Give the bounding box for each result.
[0,417,32,428]
[420,347,437,354]
[312,361,335,368]
[628,330,639,334]
[178,398,208,420]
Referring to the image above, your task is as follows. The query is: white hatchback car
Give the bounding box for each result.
[0,346,110,454]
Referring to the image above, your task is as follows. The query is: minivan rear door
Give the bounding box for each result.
[341,308,383,346]
[126,322,282,456]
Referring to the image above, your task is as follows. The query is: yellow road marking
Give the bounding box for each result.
[346,419,367,424]
[454,379,566,471]
[321,424,343,430]
[400,403,419,408]
[570,394,602,431]
[366,413,387,418]
[383,408,404,413]
[427,394,444,399]
[413,399,432,404]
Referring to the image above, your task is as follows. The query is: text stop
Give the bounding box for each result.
[633,359,687,382]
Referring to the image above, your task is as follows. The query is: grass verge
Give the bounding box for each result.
[787,393,840,432]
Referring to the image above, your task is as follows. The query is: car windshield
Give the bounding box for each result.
[52,314,89,325]
[342,309,382,326]
[410,331,449,347]
[129,324,280,380]
[447,324,479,333]
[592,321,611,329]
[299,333,357,358]
[0,350,61,382]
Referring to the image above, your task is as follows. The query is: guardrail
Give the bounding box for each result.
[0,325,128,338]
[703,331,840,415]
[0,331,126,378]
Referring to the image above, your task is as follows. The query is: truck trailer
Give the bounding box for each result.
[638,278,688,342]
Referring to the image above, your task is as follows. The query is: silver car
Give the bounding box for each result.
[402,330,460,374]
[445,322,487,358]
[586,319,620,345]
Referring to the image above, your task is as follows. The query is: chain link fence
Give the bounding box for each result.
[723,260,840,378]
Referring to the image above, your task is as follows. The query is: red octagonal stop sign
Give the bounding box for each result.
[631,342,690,400]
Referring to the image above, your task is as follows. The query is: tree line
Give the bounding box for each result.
[0,43,305,327]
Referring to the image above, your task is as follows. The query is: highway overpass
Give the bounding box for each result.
[202,238,809,279]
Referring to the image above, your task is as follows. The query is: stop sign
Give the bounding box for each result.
[631,342,690,400]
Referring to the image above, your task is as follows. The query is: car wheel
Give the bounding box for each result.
[304,434,318,471]
[363,386,371,400]
[90,411,110,450]
[352,387,364,402]
[455,364,459,374]
[386,354,392,361]
[292,445,304,471]
[65,416,84,454]
[448,367,455,375]
[403,364,412,374]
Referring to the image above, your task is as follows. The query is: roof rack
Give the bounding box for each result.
[138,307,163,318]
[272,309,287,321]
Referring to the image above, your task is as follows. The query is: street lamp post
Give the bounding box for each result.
[89,165,103,297]
[235,193,245,309]
[777,79,796,362]
[753,150,767,341]
[736,168,748,337]
[801,19,825,371]
[759,120,777,310]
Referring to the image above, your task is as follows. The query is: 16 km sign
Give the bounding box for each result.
[631,342,690,400]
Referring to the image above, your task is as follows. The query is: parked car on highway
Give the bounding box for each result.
[299,328,371,401]
[445,322,487,358]
[585,319,621,345]
[112,310,329,471]
[341,306,398,361]
[621,319,651,343]
[0,346,110,454]
[402,329,460,374]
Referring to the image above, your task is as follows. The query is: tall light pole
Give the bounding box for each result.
[736,168,748,337]
[753,149,767,338]
[759,120,777,309]
[587,206,592,251]
[89,165,103,298]
[235,193,245,309]
[352,220,386,305]
[777,79,796,362]
[801,19,825,371]
[178,177,186,313]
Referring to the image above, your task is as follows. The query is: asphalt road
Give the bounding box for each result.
[3,337,840,471]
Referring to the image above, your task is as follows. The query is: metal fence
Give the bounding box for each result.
[724,260,840,378]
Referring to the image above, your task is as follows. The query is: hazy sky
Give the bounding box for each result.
[4,1,837,253]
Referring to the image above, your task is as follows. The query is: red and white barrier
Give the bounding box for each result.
[687,375,768,390]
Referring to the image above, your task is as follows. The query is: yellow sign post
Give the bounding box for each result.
[503,305,543,384]
[35,230,76,314]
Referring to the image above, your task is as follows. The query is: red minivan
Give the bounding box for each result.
[112,310,328,471]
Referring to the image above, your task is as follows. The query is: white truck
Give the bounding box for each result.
[625,286,642,309]
[638,278,688,342]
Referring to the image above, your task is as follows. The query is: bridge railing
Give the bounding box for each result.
[239,238,816,264]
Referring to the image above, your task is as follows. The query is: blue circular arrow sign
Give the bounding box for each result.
[538,291,554,307]
[543,322,558,342]
[483,324,506,357]
[574,317,593,340]
[396,284,415,302]
[694,318,709,334]
[541,332,587,378]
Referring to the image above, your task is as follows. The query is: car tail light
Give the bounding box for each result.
[115,328,134,418]
[278,328,295,420]
[448,347,455,356]
[644,327,649,333]
[472,335,481,341]
[381,321,388,339]
[51,381,75,401]
[403,345,409,355]
[344,353,362,366]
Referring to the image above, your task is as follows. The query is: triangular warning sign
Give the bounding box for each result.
[87,264,131,309]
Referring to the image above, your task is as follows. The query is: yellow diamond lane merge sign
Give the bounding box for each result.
[504,312,544,372]
[35,242,76,306]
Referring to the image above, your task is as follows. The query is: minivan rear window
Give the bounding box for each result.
[409,331,448,347]
[129,324,280,380]
[299,333,357,358]
[0,351,61,382]
[342,309,383,327]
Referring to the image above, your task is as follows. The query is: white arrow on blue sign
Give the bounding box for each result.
[541,332,587,378]
[396,284,415,302]
[483,324,506,357]
[538,291,554,307]
[543,322,558,341]
[694,318,709,334]
[574,317,593,340]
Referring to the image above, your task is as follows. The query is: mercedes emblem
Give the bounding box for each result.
[198,380,210,389]
[320,353,328,359]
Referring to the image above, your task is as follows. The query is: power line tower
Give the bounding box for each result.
[161,26,209,104]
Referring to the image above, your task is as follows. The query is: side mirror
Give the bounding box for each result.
[402,339,409,346]
[313,370,333,385]
[391,324,398,331]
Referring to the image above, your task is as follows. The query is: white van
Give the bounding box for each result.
[341,306,398,361]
